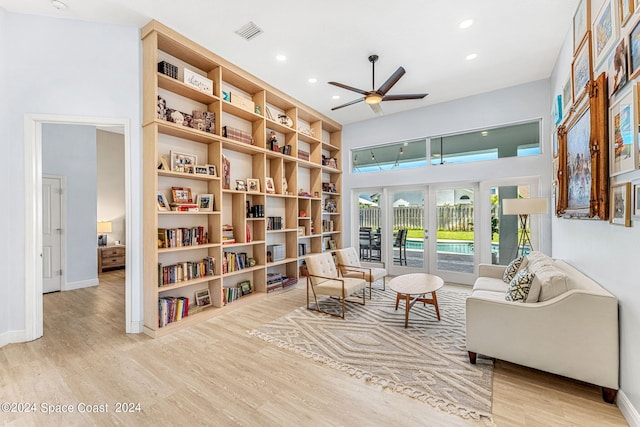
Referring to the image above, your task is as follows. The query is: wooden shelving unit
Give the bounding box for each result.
[141,20,342,337]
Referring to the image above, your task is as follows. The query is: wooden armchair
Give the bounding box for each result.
[305,252,366,318]
[335,247,387,299]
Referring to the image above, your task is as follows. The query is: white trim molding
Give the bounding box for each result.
[63,278,99,291]
[0,330,28,348]
[618,390,640,427]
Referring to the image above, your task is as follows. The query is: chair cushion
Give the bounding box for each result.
[473,276,509,293]
[335,248,362,268]
[343,267,386,282]
[503,255,527,283]
[313,277,366,296]
[305,252,338,285]
[505,268,535,302]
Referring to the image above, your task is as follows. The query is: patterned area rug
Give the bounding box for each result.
[250,285,493,425]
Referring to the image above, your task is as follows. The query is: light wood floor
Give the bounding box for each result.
[0,271,628,426]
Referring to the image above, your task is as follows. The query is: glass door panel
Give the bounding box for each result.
[492,184,531,264]
[388,189,427,275]
[357,190,383,266]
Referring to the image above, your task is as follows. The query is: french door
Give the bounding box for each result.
[386,187,428,276]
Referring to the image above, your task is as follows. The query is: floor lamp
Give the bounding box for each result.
[502,198,548,258]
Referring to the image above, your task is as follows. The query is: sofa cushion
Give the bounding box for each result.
[505,269,535,302]
[503,255,526,283]
[535,265,569,301]
[473,276,509,293]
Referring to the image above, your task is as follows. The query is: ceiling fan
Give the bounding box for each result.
[328,55,428,114]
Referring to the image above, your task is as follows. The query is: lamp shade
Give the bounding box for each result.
[502,198,548,215]
[97,221,113,233]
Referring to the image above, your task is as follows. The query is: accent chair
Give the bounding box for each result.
[335,247,387,299]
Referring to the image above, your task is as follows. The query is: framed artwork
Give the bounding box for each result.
[574,0,591,52]
[553,129,559,158]
[608,38,629,96]
[170,150,197,173]
[553,157,560,188]
[328,239,337,250]
[632,179,640,220]
[206,164,217,176]
[297,226,305,237]
[593,0,617,66]
[195,288,211,307]
[196,194,214,211]
[619,0,635,27]
[236,179,247,191]
[609,87,637,175]
[265,177,275,194]
[194,165,208,175]
[171,187,193,204]
[551,94,562,126]
[221,154,230,190]
[630,19,640,78]
[562,75,573,116]
[566,104,592,216]
[238,280,252,296]
[157,192,170,211]
[610,182,631,226]
[247,178,260,193]
[573,34,592,103]
[158,155,169,171]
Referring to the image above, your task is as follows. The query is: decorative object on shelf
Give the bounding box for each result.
[238,280,252,296]
[194,165,208,175]
[97,221,112,246]
[236,179,247,191]
[157,192,170,211]
[192,110,215,133]
[268,130,279,151]
[608,39,628,96]
[170,150,197,173]
[592,0,617,67]
[328,239,337,250]
[267,244,285,261]
[247,178,260,193]
[157,60,178,79]
[222,154,230,190]
[322,155,337,169]
[183,68,213,94]
[297,149,309,161]
[195,288,212,307]
[299,210,306,217]
[166,108,185,125]
[609,87,637,176]
[265,106,274,120]
[246,201,251,217]
[247,257,256,267]
[282,177,288,194]
[265,177,276,194]
[298,189,312,197]
[298,126,314,137]
[171,187,193,204]
[206,164,217,176]
[246,224,252,242]
[610,182,631,226]
[277,114,293,127]
[255,105,261,115]
[230,93,255,112]
[157,96,167,120]
[502,197,548,257]
[158,155,169,171]
[297,226,305,237]
[196,194,214,211]
[324,199,337,213]
[314,191,319,198]
[222,90,230,101]
[222,125,253,145]
[322,182,337,193]
[280,145,292,155]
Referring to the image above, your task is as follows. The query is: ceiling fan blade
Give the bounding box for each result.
[328,81,369,96]
[369,103,384,115]
[376,67,406,95]
[331,97,365,111]
[382,93,429,101]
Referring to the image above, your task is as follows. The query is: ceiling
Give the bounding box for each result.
[0,0,579,125]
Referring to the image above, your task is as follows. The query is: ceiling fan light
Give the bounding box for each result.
[365,94,382,105]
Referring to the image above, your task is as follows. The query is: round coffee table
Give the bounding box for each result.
[388,273,444,328]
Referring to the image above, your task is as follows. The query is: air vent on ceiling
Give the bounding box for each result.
[235,21,263,41]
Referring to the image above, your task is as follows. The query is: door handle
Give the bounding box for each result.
[424,230,428,239]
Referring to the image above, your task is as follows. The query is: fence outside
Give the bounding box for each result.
[359,205,499,231]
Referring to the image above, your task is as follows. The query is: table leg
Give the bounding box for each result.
[404,294,410,328]
[394,292,400,310]
[432,291,441,321]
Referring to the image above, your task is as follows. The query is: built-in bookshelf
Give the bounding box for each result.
[142,20,342,337]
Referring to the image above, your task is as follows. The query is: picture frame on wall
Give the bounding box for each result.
[619,0,635,27]
[573,34,592,103]
[609,86,637,175]
[551,94,562,126]
[553,129,559,158]
[574,0,591,52]
[629,18,640,78]
[593,0,618,67]
[610,182,631,226]
[608,38,628,96]
[632,178,640,220]
[562,76,573,116]
[565,102,592,217]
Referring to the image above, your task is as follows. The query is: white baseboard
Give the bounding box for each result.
[127,321,143,334]
[63,278,99,291]
[618,390,640,427]
[0,330,27,348]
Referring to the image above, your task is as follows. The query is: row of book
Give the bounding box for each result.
[322,220,335,232]
[158,257,216,287]
[223,286,242,304]
[222,224,235,244]
[158,227,208,248]
[158,296,189,327]
[298,243,309,256]
[266,216,284,230]
[222,251,250,274]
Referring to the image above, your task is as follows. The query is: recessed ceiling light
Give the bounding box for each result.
[51,0,68,10]
[481,131,488,136]
[308,77,317,83]
[459,19,473,29]
[332,95,340,100]
[275,54,286,62]
[465,53,478,61]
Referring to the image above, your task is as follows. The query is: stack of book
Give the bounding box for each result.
[222,251,248,274]
[298,243,308,256]
[170,203,199,212]
[158,227,207,248]
[158,296,189,327]
[267,272,283,292]
[222,224,235,244]
[158,256,215,287]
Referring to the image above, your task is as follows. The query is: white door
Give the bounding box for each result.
[43,176,63,293]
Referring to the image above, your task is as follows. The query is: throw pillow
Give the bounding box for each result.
[503,255,525,283]
[505,269,535,302]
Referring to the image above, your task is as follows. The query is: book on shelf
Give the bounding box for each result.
[222,224,235,244]
[222,251,248,274]
[158,296,189,328]
[170,203,199,212]
[158,227,208,248]
[266,216,283,230]
[158,256,215,287]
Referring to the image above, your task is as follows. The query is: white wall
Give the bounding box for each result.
[0,8,9,333]
[1,12,142,337]
[550,0,640,418]
[97,130,126,245]
[42,124,98,284]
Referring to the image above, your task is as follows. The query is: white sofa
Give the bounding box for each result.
[466,251,619,403]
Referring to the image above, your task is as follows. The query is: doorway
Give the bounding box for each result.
[387,187,428,276]
[24,114,134,342]
[42,175,65,293]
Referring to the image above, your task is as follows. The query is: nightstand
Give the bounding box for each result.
[98,245,126,273]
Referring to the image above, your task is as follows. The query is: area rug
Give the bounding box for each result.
[249,285,494,425]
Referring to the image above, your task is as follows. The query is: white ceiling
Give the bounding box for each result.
[0,0,579,125]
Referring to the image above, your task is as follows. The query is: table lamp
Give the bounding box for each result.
[502,198,547,257]
[97,221,112,246]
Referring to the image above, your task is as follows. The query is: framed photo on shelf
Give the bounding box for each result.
[222,154,231,190]
[593,0,617,66]
[265,177,276,194]
[157,192,170,211]
[170,150,197,173]
[297,226,305,237]
[328,239,337,250]
[196,194,214,211]
[194,165,209,175]
[629,19,640,78]
[632,178,640,220]
[574,0,591,52]
[158,155,169,171]
[195,288,211,307]
[610,182,631,226]
[236,179,247,191]
[247,178,260,193]
[238,280,252,296]
[171,187,193,204]
[206,164,217,176]
[609,87,637,176]
[608,38,628,96]
[572,34,593,103]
